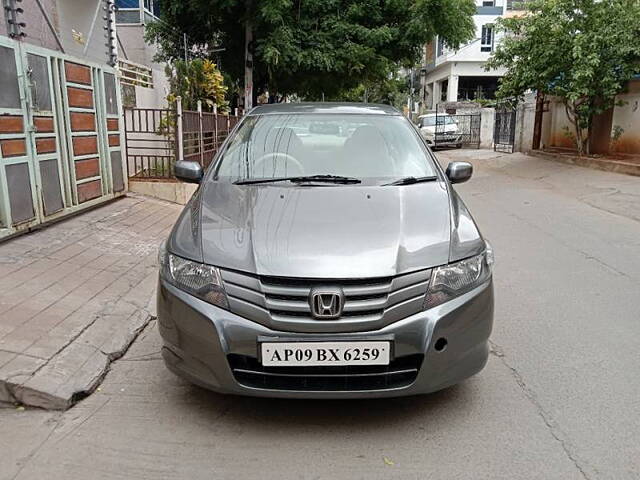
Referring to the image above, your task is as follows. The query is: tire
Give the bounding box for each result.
[456,143,463,149]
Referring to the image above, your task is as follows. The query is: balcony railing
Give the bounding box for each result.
[119,59,154,89]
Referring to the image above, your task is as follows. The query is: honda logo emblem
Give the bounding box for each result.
[310,288,343,319]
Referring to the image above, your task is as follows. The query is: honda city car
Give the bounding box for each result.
[157,103,494,398]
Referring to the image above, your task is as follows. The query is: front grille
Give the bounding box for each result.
[228,354,424,391]
[435,134,459,142]
[220,269,431,333]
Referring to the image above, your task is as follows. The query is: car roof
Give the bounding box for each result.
[248,102,401,116]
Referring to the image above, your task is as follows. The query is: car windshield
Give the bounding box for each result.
[420,116,457,127]
[214,113,436,183]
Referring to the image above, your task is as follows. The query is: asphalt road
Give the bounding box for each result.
[2,150,639,480]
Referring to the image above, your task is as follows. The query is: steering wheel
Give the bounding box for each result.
[252,152,304,176]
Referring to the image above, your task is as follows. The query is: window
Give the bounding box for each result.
[143,0,160,17]
[420,116,457,128]
[0,46,21,108]
[27,54,52,111]
[114,0,159,23]
[481,25,494,52]
[115,0,140,7]
[104,72,119,115]
[121,84,136,108]
[437,36,445,57]
[215,114,436,182]
[482,1,495,5]
[115,0,141,23]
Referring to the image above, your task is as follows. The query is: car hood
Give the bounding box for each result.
[170,181,456,279]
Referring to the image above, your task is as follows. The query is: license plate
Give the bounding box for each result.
[260,341,391,367]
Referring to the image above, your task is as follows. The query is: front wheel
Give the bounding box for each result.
[456,143,463,149]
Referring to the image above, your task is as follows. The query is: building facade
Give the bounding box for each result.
[422,0,528,110]
[114,0,168,109]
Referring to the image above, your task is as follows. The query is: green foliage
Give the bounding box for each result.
[611,125,625,142]
[561,125,576,144]
[486,0,640,155]
[145,0,476,100]
[156,112,175,138]
[121,84,136,108]
[610,124,625,151]
[330,72,409,108]
[165,59,229,112]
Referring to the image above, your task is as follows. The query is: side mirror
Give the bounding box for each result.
[446,161,473,184]
[174,160,203,184]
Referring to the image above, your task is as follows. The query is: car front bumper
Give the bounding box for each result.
[157,277,494,398]
[423,134,462,147]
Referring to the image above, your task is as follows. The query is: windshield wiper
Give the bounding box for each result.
[383,176,438,186]
[234,175,361,185]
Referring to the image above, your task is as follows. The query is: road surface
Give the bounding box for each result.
[2,149,639,480]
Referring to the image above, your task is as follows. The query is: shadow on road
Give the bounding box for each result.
[170,378,475,431]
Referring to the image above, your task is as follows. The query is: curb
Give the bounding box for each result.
[0,287,158,411]
[528,151,640,177]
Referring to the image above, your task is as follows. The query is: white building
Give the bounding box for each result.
[114,0,169,109]
[422,0,527,110]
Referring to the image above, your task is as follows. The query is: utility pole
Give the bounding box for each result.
[244,13,253,111]
[183,33,188,61]
[176,96,184,162]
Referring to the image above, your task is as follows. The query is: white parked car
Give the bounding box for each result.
[418,114,463,149]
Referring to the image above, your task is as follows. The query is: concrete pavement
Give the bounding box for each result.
[0,196,181,409]
[2,150,640,479]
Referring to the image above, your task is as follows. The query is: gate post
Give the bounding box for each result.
[176,96,184,162]
[197,100,204,166]
[123,108,129,178]
[213,105,219,151]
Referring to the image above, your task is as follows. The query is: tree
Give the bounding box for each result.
[486,0,640,155]
[331,71,409,108]
[146,0,477,101]
[166,59,229,112]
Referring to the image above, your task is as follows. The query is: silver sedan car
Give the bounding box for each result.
[157,102,494,398]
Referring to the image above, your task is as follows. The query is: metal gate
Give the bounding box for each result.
[434,112,481,149]
[124,104,243,179]
[124,107,175,179]
[494,108,517,153]
[182,109,241,169]
[0,36,124,240]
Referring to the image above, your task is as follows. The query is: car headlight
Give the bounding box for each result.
[158,241,229,309]
[424,242,494,309]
